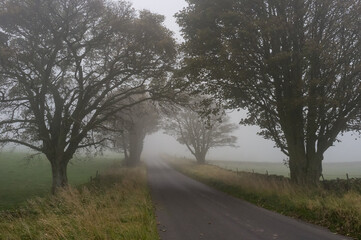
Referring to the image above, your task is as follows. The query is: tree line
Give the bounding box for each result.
[0,0,360,193]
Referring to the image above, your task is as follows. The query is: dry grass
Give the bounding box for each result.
[171,159,361,240]
[0,166,159,240]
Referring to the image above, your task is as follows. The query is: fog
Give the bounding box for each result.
[130,0,186,41]
[144,111,361,163]
[130,0,361,163]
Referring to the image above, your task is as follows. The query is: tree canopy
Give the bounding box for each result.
[177,0,361,184]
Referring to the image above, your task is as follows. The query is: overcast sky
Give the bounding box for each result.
[129,0,361,163]
[130,0,186,41]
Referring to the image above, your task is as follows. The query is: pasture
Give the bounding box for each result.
[0,151,120,210]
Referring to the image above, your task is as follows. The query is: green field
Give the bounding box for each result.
[0,151,120,210]
[209,160,361,179]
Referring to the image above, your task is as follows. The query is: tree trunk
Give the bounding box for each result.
[123,134,129,164]
[306,154,323,185]
[195,152,206,164]
[287,138,308,184]
[124,128,145,167]
[288,147,323,185]
[289,154,307,185]
[50,160,68,194]
[124,150,129,164]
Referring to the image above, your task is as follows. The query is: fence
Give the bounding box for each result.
[208,161,361,180]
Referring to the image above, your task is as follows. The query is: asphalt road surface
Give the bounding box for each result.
[147,158,351,240]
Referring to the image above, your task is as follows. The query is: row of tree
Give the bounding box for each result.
[0,0,237,193]
[0,0,179,192]
[1,0,360,192]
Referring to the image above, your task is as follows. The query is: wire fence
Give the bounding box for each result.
[208,162,361,180]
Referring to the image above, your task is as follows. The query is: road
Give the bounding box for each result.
[147,158,351,240]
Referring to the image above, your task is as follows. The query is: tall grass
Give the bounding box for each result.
[172,160,361,240]
[0,166,159,240]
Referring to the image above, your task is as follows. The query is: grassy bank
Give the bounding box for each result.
[0,166,159,240]
[171,160,361,240]
[0,152,118,209]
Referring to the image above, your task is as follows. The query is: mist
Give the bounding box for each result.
[129,0,361,164]
[130,0,186,41]
[143,110,361,163]
[0,0,360,239]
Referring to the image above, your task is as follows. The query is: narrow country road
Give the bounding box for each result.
[147,158,351,240]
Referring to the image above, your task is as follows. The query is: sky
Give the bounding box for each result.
[129,0,361,163]
[130,0,186,41]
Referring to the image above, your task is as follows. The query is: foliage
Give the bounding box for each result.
[0,0,176,191]
[172,159,361,239]
[0,166,159,240]
[177,0,361,184]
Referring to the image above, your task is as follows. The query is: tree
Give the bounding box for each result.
[164,107,238,164]
[0,0,176,192]
[177,0,361,184]
[108,98,160,167]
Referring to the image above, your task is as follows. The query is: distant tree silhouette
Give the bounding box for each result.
[164,104,238,164]
[108,97,160,167]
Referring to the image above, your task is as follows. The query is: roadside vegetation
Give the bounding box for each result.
[170,158,361,240]
[0,165,158,240]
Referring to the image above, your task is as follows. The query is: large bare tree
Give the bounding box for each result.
[177,0,361,184]
[0,0,176,192]
[164,107,238,164]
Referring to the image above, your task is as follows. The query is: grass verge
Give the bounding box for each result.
[171,159,361,240]
[0,165,159,240]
